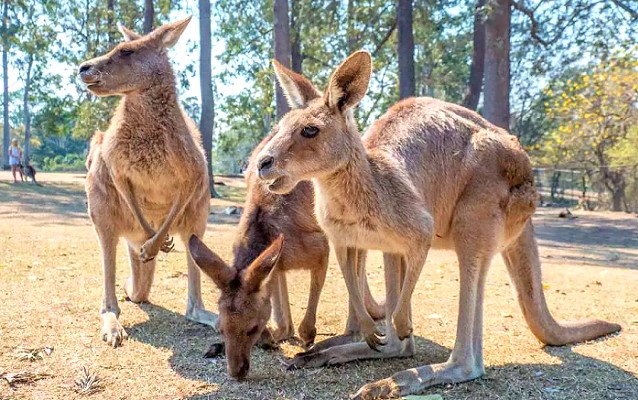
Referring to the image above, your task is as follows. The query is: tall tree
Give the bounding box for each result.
[143,0,154,34]
[483,0,510,129]
[2,0,9,168]
[290,0,302,73]
[273,0,291,119]
[462,0,486,111]
[18,3,54,163]
[199,0,219,198]
[397,0,414,99]
[540,56,638,211]
[21,53,33,163]
[107,0,115,46]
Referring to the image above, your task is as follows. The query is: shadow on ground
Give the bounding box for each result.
[127,304,637,400]
[534,209,638,270]
[0,180,87,221]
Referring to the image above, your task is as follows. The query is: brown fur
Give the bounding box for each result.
[85,130,104,171]
[188,133,384,380]
[80,17,218,348]
[256,51,621,398]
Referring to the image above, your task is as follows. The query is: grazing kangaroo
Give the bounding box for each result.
[18,163,39,185]
[188,133,384,380]
[254,51,621,398]
[79,17,217,348]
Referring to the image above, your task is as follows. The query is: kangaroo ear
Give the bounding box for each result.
[272,60,322,109]
[152,16,192,48]
[188,235,235,289]
[242,235,284,293]
[118,25,141,41]
[324,50,372,111]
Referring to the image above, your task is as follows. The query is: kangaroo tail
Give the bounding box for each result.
[501,221,621,345]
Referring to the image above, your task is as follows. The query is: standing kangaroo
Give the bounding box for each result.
[255,51,621,398]
[80,17,217,347]
[187,133,384,380]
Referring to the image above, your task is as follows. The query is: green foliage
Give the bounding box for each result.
[212,0,475,173]
[537,53,638,211]
[40,153,86,171]
[3,0,637,182]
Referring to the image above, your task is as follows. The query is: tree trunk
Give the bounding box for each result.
[483,0,510,130]
[611,188,625,212]
[346,0,356,54]
[199,0,220,198]
[462,0,486,111]
[143,0,154,34]
[274,0,291,119]
[290,0,302,73]
[22,54,33,164]
[607,170,626,212]
[397,0,415,99]
[107,0,115,46]
[2,0,9,169]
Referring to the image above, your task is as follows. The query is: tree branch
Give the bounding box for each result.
[372,18,397,57]
[611,0,638,19]
[510,0,549,47]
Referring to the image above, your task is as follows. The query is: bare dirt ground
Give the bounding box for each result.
[0,172,637,400]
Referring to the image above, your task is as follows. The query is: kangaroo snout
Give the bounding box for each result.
[78,63,92,74]
[257,155,275,177]
[78,62,94,80]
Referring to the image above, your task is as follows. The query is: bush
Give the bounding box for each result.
[40,153,86,172]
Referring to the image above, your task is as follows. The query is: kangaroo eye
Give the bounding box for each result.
[120,49,134,56]
[301,126,319,138]
[247,325,259,336]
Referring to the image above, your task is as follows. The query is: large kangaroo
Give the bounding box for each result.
[80,17,217,347]
[254,51,621,398]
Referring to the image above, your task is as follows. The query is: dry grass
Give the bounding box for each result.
[0,172,637,400]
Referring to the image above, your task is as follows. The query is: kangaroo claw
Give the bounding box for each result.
[160,235,174,253]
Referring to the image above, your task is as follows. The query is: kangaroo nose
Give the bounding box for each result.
[78,63,92,74]
[258,156,274,172]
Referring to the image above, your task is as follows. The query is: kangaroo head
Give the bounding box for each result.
[187,234,284,380]
[77,16,191,96]
[255,51,372,194]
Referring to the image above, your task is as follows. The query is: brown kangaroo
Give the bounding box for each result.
[254,51,621,398]
[188,133,384,380]
[80,17,217,347]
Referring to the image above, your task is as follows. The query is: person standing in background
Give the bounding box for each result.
[8,138,23,183]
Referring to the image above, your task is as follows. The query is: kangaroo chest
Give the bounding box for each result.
[314,192,406,253]
[102,132,194,215]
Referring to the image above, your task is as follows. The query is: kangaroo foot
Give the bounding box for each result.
[101,312,128,348]
[185,305,219,331]
[392,312,413,341]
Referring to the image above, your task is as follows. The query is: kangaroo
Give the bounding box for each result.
[254,51,621,399]
[79,17,217,348]
[187,133,384,380]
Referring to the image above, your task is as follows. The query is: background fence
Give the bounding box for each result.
[534,165,638,213]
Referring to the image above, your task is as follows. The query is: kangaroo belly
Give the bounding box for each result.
[320,218,406,253]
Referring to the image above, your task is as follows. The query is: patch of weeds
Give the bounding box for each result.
[74,366,104,396]
[15,346,54,361]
